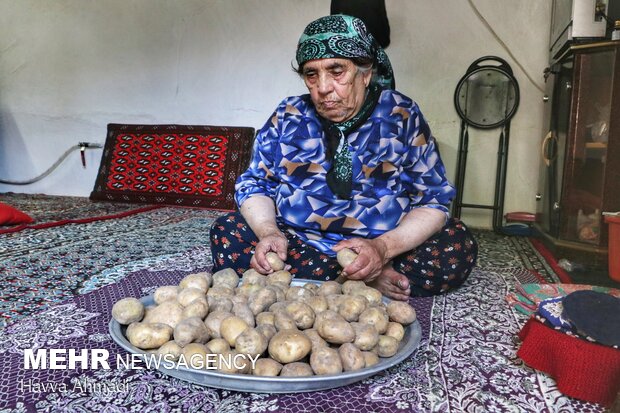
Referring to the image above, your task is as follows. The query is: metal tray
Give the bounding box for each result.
[109,279,422,393]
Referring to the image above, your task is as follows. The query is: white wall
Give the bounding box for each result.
[0,0,551,228]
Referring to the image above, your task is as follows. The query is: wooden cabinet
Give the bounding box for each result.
[535,42,620,268]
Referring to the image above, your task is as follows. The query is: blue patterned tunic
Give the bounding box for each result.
[235,89,456,255]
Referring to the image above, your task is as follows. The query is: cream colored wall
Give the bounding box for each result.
[0,0,551,229]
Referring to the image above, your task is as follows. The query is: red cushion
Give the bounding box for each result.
[0,202,34,225]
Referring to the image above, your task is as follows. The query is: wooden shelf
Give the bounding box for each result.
[585,142,608,149]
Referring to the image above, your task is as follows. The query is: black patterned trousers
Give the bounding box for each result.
[210,211,478,297]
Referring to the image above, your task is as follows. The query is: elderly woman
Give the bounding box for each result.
[210,15,477,300]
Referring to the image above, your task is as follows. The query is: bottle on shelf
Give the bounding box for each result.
[613,20,620,41]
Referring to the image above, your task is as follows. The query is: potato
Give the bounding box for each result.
[207,285,235,301]
[385,322,405,342]
[242,268,267,286]
[181,298,209,319]
[213,350,244,373]
[313,310,346,329]
[142,301,184,329]
[173,316,210,347]
[220,316,250,346]
[268,329,312,363]
[351,322,380,351]
[126,322,172,350]
[310,346,343,375]
[338,295,368,322]
[362,351,380,367]
[255,324,277,341]
[317,318,355,344]
[274,310,298,331]
[317,280,342,296]
[206,338,230,354]
[249,288,277,315]
[265,284,287,302]
[179,273,210,293]
[337,248,358,268]
[181,343,210,369]
[236,283,263,298]
[253,358,282,376]
[212,268,240,290]
[209,297,233,313]
[325,294,346,311]
[280,362,313,377]
[267,270,292,286]
[153,286,179,304]
[255,311,275,326]
[305,295,328,314]
[386,301,417,325]
[155,340,183,361]
[177,287,206,308]
[375,335,399,357]
[265,252,285,271]
[303,328,328,350]
[341,280,366,295]
[231,294,248,305]
[233,302,256,328]
[352,287,383,306]
[303,283,319,294]
[339,343,365,371]
[285,301,316,329]
[269,301,290,313]
[286,286,315,302]
[204,310,233,338]
[234,328,268,356]
[112,297,145,325]
[358,307,389,334]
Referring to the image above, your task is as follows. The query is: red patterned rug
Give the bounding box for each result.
[90,124,254,210]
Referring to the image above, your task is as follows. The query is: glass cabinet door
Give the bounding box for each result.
[560,49,615,244]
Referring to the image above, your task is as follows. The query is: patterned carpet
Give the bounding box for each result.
[0,194,607,412]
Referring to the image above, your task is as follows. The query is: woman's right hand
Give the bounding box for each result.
[251,231,288,274]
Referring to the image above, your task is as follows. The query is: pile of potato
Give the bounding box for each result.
[111,251,417,377]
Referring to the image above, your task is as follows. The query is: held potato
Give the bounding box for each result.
[112,297,145,325]
[268,329,312,364]
[126,322,172,350]
[310,346,343,375]
[265,252,285,271]
[253,358,283,376]
[386,301,417,325]
[336,248,358,268]
[279,362,313,377]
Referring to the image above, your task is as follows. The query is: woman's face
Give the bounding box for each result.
[301,58,372,123]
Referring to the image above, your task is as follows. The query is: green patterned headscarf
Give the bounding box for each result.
[296,14,395,90]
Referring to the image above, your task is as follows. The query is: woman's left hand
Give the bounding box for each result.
[333,237,389,282]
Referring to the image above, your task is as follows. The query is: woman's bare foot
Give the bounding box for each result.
[367,266,411,301]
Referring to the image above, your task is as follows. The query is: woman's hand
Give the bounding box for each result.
[333,237,389,282]
[251,231,288,274]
